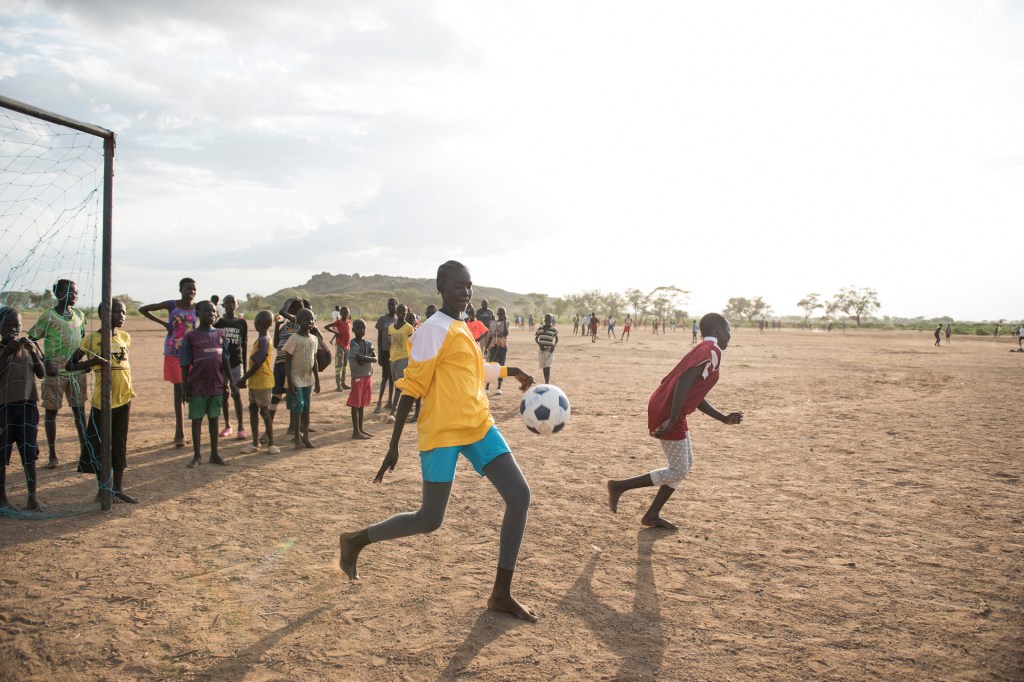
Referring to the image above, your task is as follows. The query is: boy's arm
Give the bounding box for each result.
[222,346,235,390]
[697,400,744,425]
[651,363,706,437]
[238,336,269,386]
[138,301,172,331]
[65,346,105,373]
[312,346,320,393]
[240,323,248,372]
[283,350,295,396]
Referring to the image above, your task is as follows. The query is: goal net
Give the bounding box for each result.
[0,95,116,513]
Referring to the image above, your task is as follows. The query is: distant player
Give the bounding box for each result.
[621,314,632,341]
[588,311,599,342]
[180,301,232,468]
[607,313,743,530]
[28,279,88,469]
[346,319,375,439]
[945,323,952,345]
[282,308,320,449]
[386,304,415,424]
[692,320,699,344]
[486,307,511,396]
[213,295,248,440]
[0,307,46,511]
[238,310,279,455]
[139,277,197,448]
[534,314,558,384]
[934,325,942,347]
[374,298,398,414]
[323,306,352,391]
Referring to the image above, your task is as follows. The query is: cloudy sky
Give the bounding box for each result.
[2,0,1022,320]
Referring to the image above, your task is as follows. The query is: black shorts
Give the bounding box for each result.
[378,350,392,380]
[79,403,131,473]
[0,402,40,466]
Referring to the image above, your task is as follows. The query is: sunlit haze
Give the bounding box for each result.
[2,1,1021,320]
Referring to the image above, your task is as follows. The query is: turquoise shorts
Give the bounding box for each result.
[420,425,510,483]
[288,386,312,414]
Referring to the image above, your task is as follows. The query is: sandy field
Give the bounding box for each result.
[1,319,1021,681]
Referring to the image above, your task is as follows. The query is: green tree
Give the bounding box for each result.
[624,288,649,318]
[796,293,823,328]
[723,296,770,323]
[829,286,880,326]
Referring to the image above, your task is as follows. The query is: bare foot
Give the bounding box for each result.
[487,593,539,622]
[187,457,201,468]
[641,515,678,530]
[209,455,229,466]
[339,532,362,580]
[607,480,623,513]
[360,430,374,438]
[46,458,59,470]
[25,496,45,511]
[114,491,139,504]
[352,432,371,440]
[302,438,316,449]
[175,438,186,449]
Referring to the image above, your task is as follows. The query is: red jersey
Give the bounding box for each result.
[647,339,721,440]
[327,319,351,349]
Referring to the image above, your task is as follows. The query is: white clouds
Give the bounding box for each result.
[1,1,1022,318]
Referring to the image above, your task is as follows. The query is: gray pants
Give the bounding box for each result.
[367,452,530,570]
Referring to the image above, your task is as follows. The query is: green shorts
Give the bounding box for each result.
[188,395,223,420]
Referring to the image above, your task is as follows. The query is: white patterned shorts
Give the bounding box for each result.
[649,433,694,489]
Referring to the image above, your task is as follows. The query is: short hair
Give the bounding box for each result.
[0,306,19,327]
[210,294,220,304]
[436,260,467,293]
[286,298,304,315]
[52,279,73,297]
[196,300,216,314]
[352,318,366,332]
[296,308,314,324]
[179,277,196,290]
[699,312,728,337]
[254,310,274,327]
[98,298,125,315]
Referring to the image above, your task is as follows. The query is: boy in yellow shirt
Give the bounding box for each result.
[340,260,539,622]
[385,303,415,424]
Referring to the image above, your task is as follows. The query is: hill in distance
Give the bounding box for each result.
[265,272,532,317]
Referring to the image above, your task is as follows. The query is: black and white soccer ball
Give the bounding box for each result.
[519,384,571,435]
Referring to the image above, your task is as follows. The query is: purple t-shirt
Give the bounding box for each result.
[180,329,228,397]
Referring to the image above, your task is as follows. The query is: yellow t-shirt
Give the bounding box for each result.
[395,312,507,451]
[247,337,275,390]
[80,330,136,409]
[388,322,415,362]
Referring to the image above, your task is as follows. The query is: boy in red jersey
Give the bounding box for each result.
[607,313,743,529]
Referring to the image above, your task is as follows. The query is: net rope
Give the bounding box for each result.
[1,104,105,517]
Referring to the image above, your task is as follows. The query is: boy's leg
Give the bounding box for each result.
[606,473,654,512]
[111,405,137,503]
[641,486,677,529]
[0,462,8,510]
[340,480,454,579]
[340,349,350,389]
[358,407,370,436]
[43,408,59,468]
[481,453,537,621]
[233,383,245,437]
[173,383,186,446]
[248,402,261,447]
[220,385,232,435]
[188,417,202,467]
[542,367,551,383]
[261,407,275,448]
[209,413,227,465]
[23,460,42,510]
[20,403,43,509]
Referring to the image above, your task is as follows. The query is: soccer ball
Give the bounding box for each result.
[519,384,571,435]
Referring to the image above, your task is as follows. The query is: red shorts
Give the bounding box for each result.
[163,355,183,384]
[346,375,372,408]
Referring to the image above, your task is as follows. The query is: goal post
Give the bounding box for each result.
[0,95,116,511]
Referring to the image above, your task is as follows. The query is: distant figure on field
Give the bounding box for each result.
[282,308,320,449]
[324,306,352,391]
[589,312,599,342]
[213,294,247,441]
[934,325,942,347]
[945,323,952,344]
[374,298,398,414]
[692,320,699,344]
[621,315,632,341]
[535,314,558,384]
[346,319,375,439]
[238,310,279,455]
[573,314,580,336]
[486,307,511,396]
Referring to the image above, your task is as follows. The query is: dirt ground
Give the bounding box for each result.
[1,319,1021,681]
